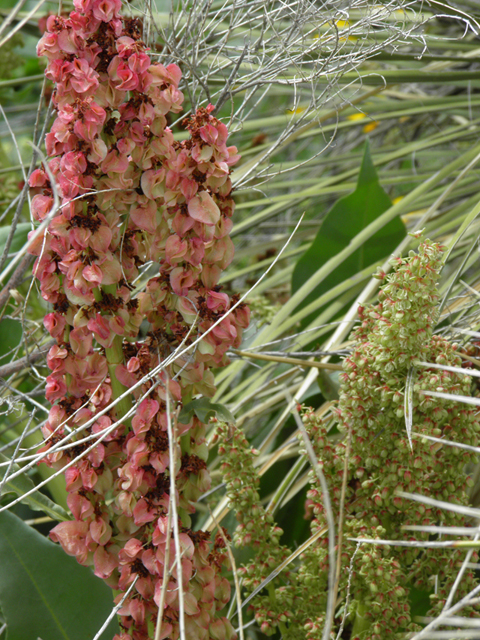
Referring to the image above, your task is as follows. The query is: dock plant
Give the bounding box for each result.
[0,0,480,639]
[30,0,249,637]
[218,239,480,639]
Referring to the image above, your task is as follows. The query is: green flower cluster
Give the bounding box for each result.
[247,296,281,328]
[306,239,480,639]
[219,239,480,639]
[215,423,292,635]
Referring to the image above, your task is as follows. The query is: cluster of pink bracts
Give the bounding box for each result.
[30,0,249,638]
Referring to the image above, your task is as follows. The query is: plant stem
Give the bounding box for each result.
[351,602,370,637]
[105,334,132,426]
[267,583,288,637]
[94,286,132,427]
[231,349,343,370]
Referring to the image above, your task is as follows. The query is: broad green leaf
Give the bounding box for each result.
[179,398,235,424]
[0,223,30,258]
[0,224,31,362]
[0,510,119,640]
[316,369,340,401]
[291,140,406,329]
[409,584,432,620]
[0,314,22,363]
[0,453,70,522]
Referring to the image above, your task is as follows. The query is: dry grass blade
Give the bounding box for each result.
[286,391,336,640]
[93,576,139,640]
[209,508,245,640]
[164,381,185,640]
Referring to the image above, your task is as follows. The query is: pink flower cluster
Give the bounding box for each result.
[31,1,249,638]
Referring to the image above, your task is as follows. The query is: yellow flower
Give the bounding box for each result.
[286,105,306,115]
[347,112,367,121]
[363,121,380,133]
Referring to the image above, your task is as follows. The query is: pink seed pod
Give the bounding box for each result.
[33,0,249,637]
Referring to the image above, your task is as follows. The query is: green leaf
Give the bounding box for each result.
[0,453,70,522]
[409,584,432,620]
[0,223,30,258]
[0,315,22,363]
[0,224,31,362]
[179,398,235,424]
[291,140,406,329]
[0,510,119,640]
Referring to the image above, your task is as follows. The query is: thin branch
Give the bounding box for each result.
[209,507,245,640]
[165,378,186,640]
[0,254,34,312]
[230,348,343,370]
[154,475,174,640]
[0,340,54,379]
[286,390,336,640]
[92,576,139,640]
